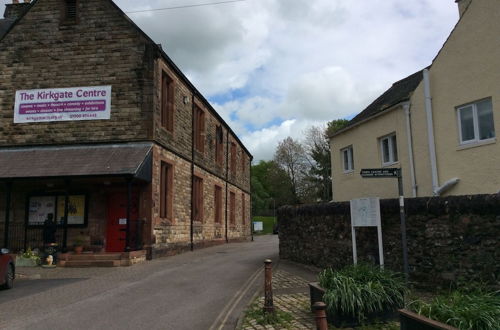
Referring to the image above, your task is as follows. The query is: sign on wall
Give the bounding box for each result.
[14,86,112,123]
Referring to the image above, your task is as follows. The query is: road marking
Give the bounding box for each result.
[208,265,263,330]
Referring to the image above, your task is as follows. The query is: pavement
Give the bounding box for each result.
[238,259,321,330]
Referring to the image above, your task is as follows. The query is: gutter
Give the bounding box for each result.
[423,69,459,195]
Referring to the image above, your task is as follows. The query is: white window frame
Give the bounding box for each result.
[456,98,495,145]
[341,146,354,173]
[379,134,398,166]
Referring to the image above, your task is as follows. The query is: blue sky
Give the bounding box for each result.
[2,0,459,161]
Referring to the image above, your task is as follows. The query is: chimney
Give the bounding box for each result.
[455,0,472,18]
[4,0,31,20]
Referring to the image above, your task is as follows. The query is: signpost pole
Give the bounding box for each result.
[397,170,409,281]
[351,226,357,265]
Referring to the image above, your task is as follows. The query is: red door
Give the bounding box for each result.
[106,192,139,252]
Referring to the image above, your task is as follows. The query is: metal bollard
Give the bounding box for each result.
[313,302,328,330]
[263,259,275,314]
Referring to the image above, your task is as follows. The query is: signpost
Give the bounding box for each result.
[350,197,384,268]
[360,168,409,280]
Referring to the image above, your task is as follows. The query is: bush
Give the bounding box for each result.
[319,263,407,324]
[408,286,500,330]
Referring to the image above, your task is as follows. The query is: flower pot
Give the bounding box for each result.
[74,245,84,254]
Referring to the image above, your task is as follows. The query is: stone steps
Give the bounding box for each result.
[57,250,147,267]
[59,260,121,267]
[65,253,122,261]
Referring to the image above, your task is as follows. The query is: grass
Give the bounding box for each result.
[252,216,276,235]
[241,300,294,329]
[319,263,408,325]
[407,286,500,330]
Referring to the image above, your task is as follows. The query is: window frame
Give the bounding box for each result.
[215,125,224,166]
[230,142,237,175]
[161,71,175,132]
[193,175,204,222]
[229,191,236,225]
[341,146,354,173]
[214,185,223,224]
[456,98,495,146]
[160,161,174,220]
[379,134,398,166]
[194,106,206,153]
[25,193,88,228]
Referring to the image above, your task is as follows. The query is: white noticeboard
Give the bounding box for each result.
[253,221,263,232]
[350,197,384,268]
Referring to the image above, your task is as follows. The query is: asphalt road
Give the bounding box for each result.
[0,235,279,330]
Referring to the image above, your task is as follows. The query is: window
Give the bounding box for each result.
[214,186,222,224]
[230,142,237,174]
[229,192,236,225]
[161,72,174,132]
[215,125,224,165]
[457,98,495,144]
[63,0,78,22]
[241,152,246,174]
[194,106,205,152]
[380,134,398,165]
[341,146,354,172]
[241,193,245,225]
[160,162,173,219]
[193,176,204,222]
[28,194,87,226]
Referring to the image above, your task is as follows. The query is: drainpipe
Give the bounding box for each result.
[190,95,195,251]
[423,69,440,195]
[225,129,229,243]
[403,103,417,197]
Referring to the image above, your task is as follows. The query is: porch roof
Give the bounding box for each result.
[0,142,153,181]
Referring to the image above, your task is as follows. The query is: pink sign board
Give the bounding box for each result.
[14,86,112,123]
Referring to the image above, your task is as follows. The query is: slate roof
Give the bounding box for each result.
[0,142,153,180]
[0,18,15,39]
[332,69,424,136]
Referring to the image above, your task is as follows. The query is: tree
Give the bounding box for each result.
[326,119,349,137]
[303,125,332,202]
[274,137,308,202]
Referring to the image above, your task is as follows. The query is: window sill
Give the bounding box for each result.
[457,138,496,151]
[381,161,399,167]
[343,169,354,174]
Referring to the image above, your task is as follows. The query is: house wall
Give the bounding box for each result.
[0,0,155,146]
[330,106,414,201]
[411,0,500,196]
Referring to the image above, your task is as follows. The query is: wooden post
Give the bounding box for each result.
[263,259,275,314]
[313,302,328,330]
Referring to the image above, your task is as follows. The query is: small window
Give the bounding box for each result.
[194,107,205,153]
[62,0,77,23]
[229,192,236,225]
[457,98,495,144]
[230,142,237,174]
[380,134,398,166]
[193,176,204,222]
[215,125,224,165]
[241,152,246,174]
[160,162,173,219]
[241,193,245,225]
[341,146,354,172]
[161,72,174,132]
[214,186,223,224]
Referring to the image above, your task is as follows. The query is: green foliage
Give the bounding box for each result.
[21,248,40,261]
[326,118,350,137]
[319,263,408,324]
[252,216,276,235]
[408,286,500,330]
[242,301,293,329]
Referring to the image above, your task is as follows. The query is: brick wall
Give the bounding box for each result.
[0,0,154,146]
[278,194,500,288]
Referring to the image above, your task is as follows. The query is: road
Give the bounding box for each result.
[0,235,279,330]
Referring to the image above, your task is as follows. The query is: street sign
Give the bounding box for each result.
[360,168,400,178]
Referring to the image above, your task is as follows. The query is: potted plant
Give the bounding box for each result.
[405,285,500,330]
[312,263,408,328]
[73,234,87,254]
[16,248,41,267]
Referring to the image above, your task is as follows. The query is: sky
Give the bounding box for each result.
[2,0,459,162]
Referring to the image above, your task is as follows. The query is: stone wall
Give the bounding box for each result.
[278,194,500,288]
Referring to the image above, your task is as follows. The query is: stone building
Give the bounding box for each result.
[330,0,500,201]
[0,0,252,264]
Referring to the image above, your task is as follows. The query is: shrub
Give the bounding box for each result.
[408,286,500,330]
[319,263,407,324]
